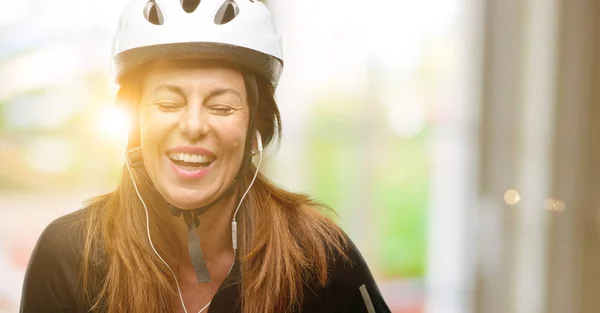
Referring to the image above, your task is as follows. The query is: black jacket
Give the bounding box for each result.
[20,209,391,313]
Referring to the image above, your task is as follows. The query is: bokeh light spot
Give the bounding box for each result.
[96,106,130,144]
[504,189,521,205]
[544,198,566,212]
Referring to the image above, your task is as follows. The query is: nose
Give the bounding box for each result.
[179,100,209,140]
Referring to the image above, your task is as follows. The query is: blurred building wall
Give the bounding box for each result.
[549,0,600,312]
[475,0,600,313]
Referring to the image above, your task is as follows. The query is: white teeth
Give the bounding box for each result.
[169,152,213,163]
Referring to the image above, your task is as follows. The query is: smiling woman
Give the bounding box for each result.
[138,61,250,210]
[19,1,391,313]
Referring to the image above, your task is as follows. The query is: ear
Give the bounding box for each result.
[126,146,144,167]
[251,130,263,156]
[117,85,143,167]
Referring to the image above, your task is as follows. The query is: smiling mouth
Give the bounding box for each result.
[168,152,215,171]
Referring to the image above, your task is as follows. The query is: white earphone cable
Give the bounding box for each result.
[126,144,262,313]
[231,149,262,250]
[126,164,200,312]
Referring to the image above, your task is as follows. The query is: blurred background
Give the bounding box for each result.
[0,0,598,312]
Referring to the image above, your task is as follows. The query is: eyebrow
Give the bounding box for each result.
[150,84,185,98]
[149,85,243,103]
[205,88,243,103]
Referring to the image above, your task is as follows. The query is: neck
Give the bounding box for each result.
[169,194,238,265]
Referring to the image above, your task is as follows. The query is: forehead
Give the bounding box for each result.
[141,59,246,94]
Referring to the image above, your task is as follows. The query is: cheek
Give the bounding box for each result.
[139,109,155,148]
[220,118,249,157]
[139,108,171,165]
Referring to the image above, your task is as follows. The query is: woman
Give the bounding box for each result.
[20,0,391,312]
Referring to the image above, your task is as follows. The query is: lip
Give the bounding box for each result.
[168,156,214,179]
[166,146,216,179]
[167,146,216,158]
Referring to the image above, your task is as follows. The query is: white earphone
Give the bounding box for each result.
[126,130,263,313]
[232,130,262,250]
[255,130,263,153]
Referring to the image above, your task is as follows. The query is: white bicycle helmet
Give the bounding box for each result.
[111,0,284,89]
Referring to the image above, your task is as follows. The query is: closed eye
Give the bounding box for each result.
[209,105,236,115]
[154,101,184,112]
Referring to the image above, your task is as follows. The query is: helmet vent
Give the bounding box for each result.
[143,1,164,25]
[181,0,201,13]
[214,0,239,25]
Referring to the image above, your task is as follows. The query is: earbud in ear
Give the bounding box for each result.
[251,130,263,156]
[255,130,263,153]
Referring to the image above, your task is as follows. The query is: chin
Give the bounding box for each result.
[163,188,215,210]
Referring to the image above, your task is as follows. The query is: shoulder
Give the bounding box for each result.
[20,209,89,313]
[30,209,87,262]
[329,235,379,291]
[304,232,392,313]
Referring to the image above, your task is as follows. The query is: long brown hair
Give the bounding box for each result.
[80,67,349,313]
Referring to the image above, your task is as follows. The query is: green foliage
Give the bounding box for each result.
[373,132,429,277]
[306,93,430,279]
